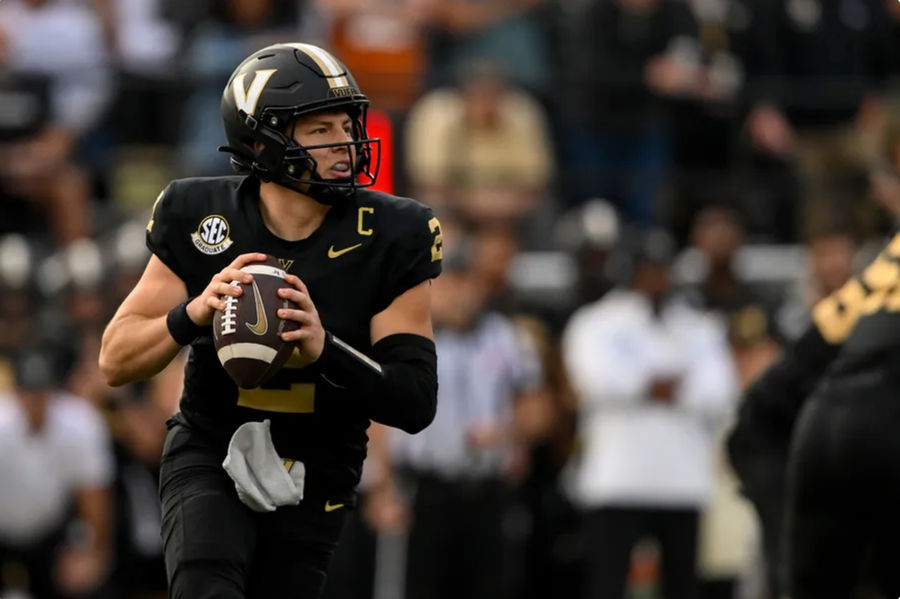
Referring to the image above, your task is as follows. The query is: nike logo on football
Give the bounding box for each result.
[328,243,362,259]
[245,279,268,336]
[324,500,345,513]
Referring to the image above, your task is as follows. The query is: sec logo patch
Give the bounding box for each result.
[191,215,234,255]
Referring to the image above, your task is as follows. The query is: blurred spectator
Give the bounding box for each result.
[741,0,896,239]
[392,243,544,599]
[560,0,701,224]
[507,314,583,599]
[677,206,753,313]
[561,229,739,599]
[664,0,745,240]
[471,224,521,313]
[104,382,169,599]
[405,59,554,228]
[418,0,550,94]
[705,302,780,599]
[554,199,622,310]
[108,0,183,157]
[0,341,113,599]
[0,235,38,357]
[669,205,769,598]
[868,110,900,224]
[0,0,112,244]
[178,0,310,175]
[318,0,427,113]
[776,227,858,342]
[673,206,778,346]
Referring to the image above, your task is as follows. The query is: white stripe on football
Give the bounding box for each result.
[241,264,286,278]
[217,342,279,364]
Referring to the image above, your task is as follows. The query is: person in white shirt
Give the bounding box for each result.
[0,341,113,599]
[562,229,739,599]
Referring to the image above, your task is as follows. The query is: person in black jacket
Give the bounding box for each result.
[729,194,900,599]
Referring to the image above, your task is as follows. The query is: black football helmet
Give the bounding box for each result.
[219,43,380,204]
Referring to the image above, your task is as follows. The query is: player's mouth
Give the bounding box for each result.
[328,161,351,177]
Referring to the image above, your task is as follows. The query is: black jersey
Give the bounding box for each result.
[810,231,900,371]
[146,175,442,496]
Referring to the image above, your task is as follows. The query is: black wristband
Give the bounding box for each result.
[317,331,383,390]
[166,299,205,346]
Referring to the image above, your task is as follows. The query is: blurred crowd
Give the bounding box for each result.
[2,0,900,597]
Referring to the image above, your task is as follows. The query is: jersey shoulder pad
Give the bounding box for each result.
[357,190,437,242]
[357,190,442,312]
[146,175,246,276]
[158,176,245,219]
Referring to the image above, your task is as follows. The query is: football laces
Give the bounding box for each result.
[221,281,240,335]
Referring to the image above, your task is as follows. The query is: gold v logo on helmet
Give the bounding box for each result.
[232,69,277,116]
[245,280,269,336]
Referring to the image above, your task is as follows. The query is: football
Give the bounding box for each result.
[212,255,299,389]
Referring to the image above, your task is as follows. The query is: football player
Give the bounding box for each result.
[728,229,900,598]
[99,43,442,599]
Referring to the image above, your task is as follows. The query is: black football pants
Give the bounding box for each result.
[786,369,900,599]
[159,417,347,599]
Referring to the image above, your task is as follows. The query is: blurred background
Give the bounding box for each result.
[1,0,900,597]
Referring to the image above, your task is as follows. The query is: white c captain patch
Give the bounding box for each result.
[191,215,234,255]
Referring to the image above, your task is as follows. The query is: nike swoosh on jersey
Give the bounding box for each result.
[328,243,362,259]
[324,500,345,512]
[245,279,268,336]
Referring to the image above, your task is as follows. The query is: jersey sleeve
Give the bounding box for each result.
[145,182,186,279]
[375,202,443,312]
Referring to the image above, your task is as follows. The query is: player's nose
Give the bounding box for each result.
[332,135,352,153]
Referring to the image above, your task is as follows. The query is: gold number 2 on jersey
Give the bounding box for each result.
[237,348,316,413]
[428,217,443,262]
[813,237,900,343]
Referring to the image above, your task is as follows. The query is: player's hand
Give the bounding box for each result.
[278,274,326,365]
[186,252,268,326]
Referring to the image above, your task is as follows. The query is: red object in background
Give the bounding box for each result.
[365,108,394,194]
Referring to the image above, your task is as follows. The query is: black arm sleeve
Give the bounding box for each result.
[368,334,438,435]
[317,333,438,434]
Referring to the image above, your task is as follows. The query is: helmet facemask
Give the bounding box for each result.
[223,103,381,206]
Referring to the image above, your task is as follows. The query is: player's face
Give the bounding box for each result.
[292,111,356,180]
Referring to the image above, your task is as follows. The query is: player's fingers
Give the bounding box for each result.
[205,295,227,313]
[283,274,310,295]
[217,268,252,284]
[230,252,268,269]
[280,326,315,343]
[277,287,314,311]
[215,282,241,297]
[277,307,314,326]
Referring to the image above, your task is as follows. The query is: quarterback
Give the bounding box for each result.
[99,43,442,598]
